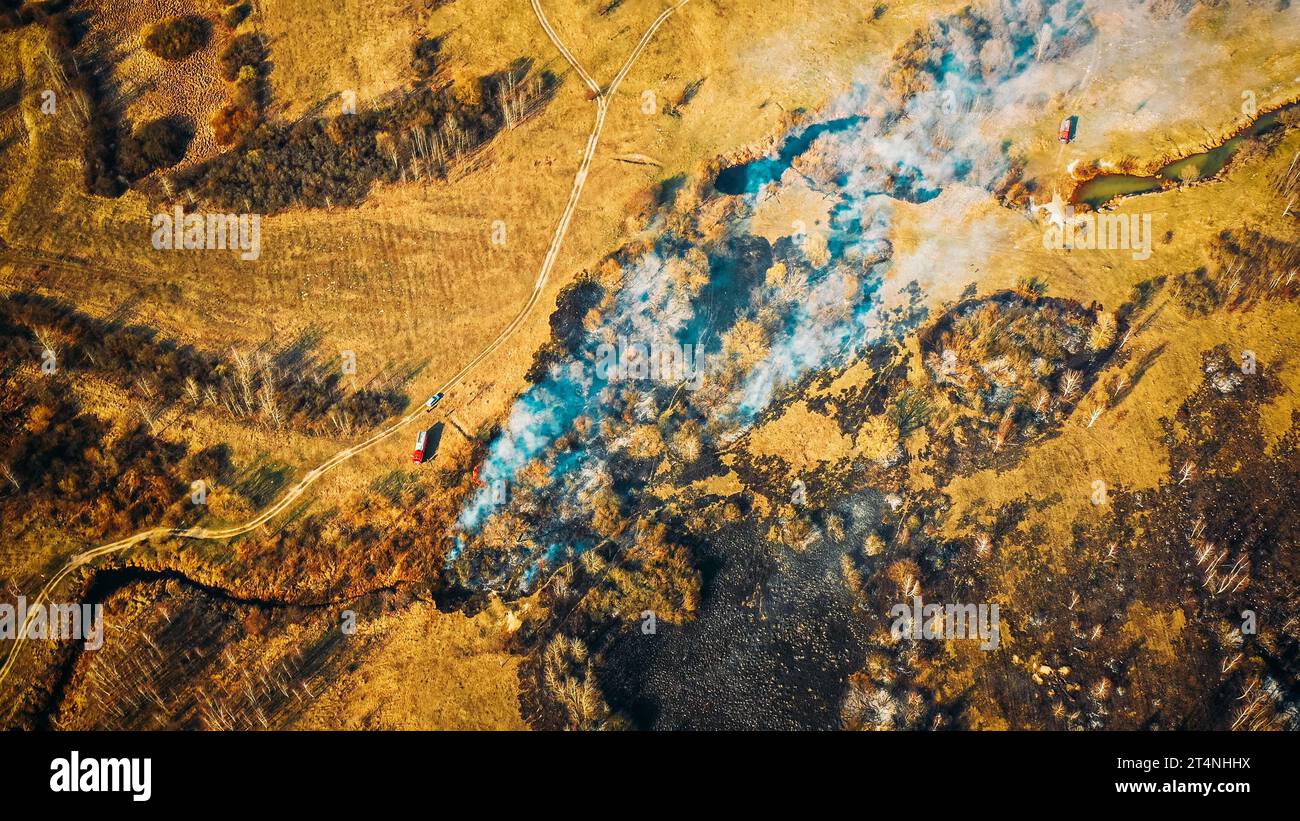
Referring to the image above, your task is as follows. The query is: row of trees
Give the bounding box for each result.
[0,368,198,541]
[209,30,269,146]
[1174,229,1300,316]
[184,48,560,212]
[2,293,409,437]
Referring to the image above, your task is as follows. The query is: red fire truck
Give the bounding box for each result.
[412,429,430,464]
[1058,116,1075,143]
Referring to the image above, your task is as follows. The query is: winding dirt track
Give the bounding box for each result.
[0,0,690,693]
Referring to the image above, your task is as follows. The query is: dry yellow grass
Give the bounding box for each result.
[748,176,836,248]
[1120,603,1188,666]
[746,400,856,472]
[292,599,528,730]
[258,0,427,122]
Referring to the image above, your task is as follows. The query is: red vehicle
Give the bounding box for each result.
[412,429,429,464]
[1058,116,1075,143]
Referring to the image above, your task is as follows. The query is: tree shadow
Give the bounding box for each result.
[232,456,293,508]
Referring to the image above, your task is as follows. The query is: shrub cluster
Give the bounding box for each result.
[187,60,560,212]
[117,116,193,180]
[142,15,211,62]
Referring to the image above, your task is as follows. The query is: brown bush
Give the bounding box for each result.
[211,103,257,146]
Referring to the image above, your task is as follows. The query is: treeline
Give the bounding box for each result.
[526,272,606,382]
[45,573,354,730]
[225,466,469,601]
[886,6,1000,105]
[181,46,560,212]
[1,293,409,437]
[917,284,1120,469]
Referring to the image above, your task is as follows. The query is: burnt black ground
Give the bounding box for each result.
[600,518,874,730]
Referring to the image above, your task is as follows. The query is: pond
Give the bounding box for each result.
[714,115,864,195]
[1074,101,1298,209]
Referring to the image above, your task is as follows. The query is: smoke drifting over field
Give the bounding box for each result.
[448,0,1179,592]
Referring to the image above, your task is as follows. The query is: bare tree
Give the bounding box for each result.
[1059,369,1082,399]
[257,360,283,430]
[231,347,257,415]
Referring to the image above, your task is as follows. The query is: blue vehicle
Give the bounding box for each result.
[424,392,444,412]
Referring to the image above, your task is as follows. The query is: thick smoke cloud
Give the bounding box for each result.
[450,0,1184,593]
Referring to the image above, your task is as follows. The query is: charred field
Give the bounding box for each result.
[598,507,883,731]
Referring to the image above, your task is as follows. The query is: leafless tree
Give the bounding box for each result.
[1059,369,1082,399]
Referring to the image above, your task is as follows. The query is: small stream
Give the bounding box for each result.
[1074,101,1298,209]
